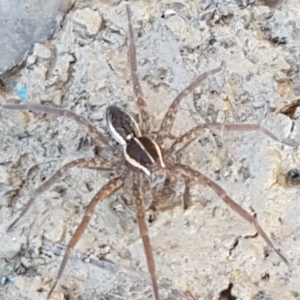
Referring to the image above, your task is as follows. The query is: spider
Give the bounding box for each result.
[2,5,293,300]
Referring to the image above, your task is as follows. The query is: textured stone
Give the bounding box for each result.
[0,0,73,74]
[72,8,102,37]
[1,1,300,299]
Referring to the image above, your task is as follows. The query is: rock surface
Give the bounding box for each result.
[0,0,73,75]
[1,0,300,299]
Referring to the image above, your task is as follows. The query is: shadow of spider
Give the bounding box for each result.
[1,4,295,300]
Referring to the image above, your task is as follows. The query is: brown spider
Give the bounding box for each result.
[2,5,293,300]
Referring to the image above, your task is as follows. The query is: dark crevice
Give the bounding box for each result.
[229,238,239,256]
[229,232,258,257]
[285,168,300,186]
[219,282,237,300]
[261,272,270,281]
[278,98,300,118]
[244,232,258,239]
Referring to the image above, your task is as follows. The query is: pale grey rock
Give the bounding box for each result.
[72,7,102,38]
[0,0,73,74]
[0,0,300,299]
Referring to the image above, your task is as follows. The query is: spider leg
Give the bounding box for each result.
[132,172,160,300]
[173,163,288,264]
[46,176,124,299]
[126,5,150,134]
[7,158,116,232]
[157,62,224,144]
[169,123,297,154]
[1,104,112,149]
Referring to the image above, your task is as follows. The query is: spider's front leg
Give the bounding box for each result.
[173,163,288,264]
[7,158,117,231]
[47,176,124,299]
[132,172,160,300]
[169,123,297,154]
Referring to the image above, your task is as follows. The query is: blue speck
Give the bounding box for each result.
[14,85,28,102]
[1,275,14,285]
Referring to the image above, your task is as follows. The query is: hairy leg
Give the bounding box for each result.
[169,123,297,154]
[157,62,224,144]
[46,176,124,299]
[132,172,160,300]
[7,158,116,231]
[126,5,150,134]
[1,104,112,149]
[173,163,288,264]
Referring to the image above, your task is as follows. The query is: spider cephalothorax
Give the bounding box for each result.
[1,4,295,300]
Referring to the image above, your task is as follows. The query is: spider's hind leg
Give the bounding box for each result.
[132,172,160,300]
